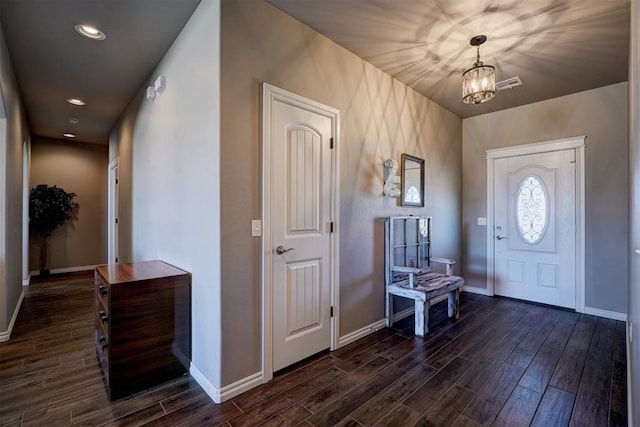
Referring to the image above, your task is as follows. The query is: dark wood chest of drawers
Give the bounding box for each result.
[94,260,191,400]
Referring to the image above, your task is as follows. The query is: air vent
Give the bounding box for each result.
[496,76,523,91]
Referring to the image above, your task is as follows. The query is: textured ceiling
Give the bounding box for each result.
[269,0,630,118]
[0,0,200,144]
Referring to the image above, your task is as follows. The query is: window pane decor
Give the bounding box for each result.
[516,175,547,243]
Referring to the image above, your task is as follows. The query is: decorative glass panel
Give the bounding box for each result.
[516,176,547,243]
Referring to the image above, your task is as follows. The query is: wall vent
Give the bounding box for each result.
[496,76,523,91]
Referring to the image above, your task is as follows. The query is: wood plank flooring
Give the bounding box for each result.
[0,272,627,426]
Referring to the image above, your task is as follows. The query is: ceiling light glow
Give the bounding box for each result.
[63,133,76,138]
[67,98,86,106]
[75,24,106,40]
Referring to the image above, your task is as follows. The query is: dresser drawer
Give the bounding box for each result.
[95,328,110,386]
[95,272,109,312]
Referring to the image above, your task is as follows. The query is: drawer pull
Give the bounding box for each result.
[99,285,108,296]
[98,335,108,350]
[99,311,108,323]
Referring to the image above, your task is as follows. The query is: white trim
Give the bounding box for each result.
[22,274,30,287]
[627,319,634,425]
[486,136,587,159]
[462,285,493,296]
[190,363,262,404]
[338,295,451,349]
[108,158,119,264]
[0,289,24,342]
[486,136,586,312]
[30,264,97,277]
[583,307,627,322]
[22,139,30,285]
[392,306,416,323]
[338,319,386,348]
[261,83,340,382]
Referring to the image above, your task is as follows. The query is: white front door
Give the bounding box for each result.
[266,86,336,372]
[493,149,576,308]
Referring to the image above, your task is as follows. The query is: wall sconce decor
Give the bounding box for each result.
[383,159,401,198]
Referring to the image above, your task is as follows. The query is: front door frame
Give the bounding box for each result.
[261,83,340,382]
[486,136,586,312]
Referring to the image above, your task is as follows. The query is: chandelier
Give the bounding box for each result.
[462,35,495,105]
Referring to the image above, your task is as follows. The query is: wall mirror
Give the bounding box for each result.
[401,153,425,207]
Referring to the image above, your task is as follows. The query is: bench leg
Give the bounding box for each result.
[414,298,429,337]
[448,289,460,320]
[385,289,392,328]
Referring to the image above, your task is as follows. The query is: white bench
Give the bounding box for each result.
[384,216,464,337]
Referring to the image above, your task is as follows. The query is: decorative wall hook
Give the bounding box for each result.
[383,159,401,197]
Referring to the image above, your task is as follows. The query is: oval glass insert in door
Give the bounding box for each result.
[516,175,548,244]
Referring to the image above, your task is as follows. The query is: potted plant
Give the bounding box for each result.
[29,184,77,276]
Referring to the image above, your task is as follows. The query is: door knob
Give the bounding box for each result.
[496,235,507,240]
[276,246,295,255]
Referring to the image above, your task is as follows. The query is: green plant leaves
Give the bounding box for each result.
[29,184,77,239]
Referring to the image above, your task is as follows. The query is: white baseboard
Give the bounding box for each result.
[338,319,386,348]
[462,285,493,296]
[392,307,415,323]
[583,306,627,321]
[30,264,97,277]
[22,274,30,287]
[0,289,24,342]
[337,294,451,349]
[626,320,634,425]
[190,363,263,404]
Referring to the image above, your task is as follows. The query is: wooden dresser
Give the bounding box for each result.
[94,260,191,400]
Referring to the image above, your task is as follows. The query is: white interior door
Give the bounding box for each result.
[269,91,334,372]
[493,149,576,308]
[108,159,119,264]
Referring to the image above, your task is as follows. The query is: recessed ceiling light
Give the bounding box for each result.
[63,133,76,138]
[75,24,106,40]
[67,98,86,106]
[68,117,79,124]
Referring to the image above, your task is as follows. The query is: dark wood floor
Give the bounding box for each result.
[0,272,627,426]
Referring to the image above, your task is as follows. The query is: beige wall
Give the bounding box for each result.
[0,20,29,338]
[462,82,629,314]
[29,137,108,271]
[221,1,462,385]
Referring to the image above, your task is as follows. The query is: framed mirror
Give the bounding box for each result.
[401,153,425,207]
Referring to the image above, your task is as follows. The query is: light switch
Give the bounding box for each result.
[251,220,262,237]
[477,217,487,226]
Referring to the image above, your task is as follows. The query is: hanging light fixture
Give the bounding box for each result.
[462,35,495,105]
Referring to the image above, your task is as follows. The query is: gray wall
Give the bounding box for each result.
[221,1,462,385]
[0,20,29,338]
[462,82,629,314]
[29,137,108,271]
[110,0,222,389]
